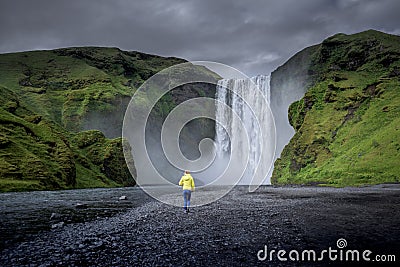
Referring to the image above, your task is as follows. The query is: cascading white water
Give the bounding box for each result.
[214,75,273,185]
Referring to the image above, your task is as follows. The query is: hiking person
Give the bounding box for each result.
[178,170,195,213]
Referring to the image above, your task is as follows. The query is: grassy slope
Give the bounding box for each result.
[0,47,185,192]
[0,92,76,191]
[272,30,400,186]
[0,47,185,131]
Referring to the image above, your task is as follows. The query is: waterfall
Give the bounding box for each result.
[214,75,273,185]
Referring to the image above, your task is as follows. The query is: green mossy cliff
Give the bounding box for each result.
[0,47,213,192]
[272,30,400,186]
[0,47,185,137]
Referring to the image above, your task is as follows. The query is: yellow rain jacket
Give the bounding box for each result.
[179,173,195,191]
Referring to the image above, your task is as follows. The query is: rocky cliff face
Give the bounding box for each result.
[271,30,400,186]
[0,47,217,192]
[270,44,319,158]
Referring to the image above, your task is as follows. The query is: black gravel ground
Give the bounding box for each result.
[1,185,399,266]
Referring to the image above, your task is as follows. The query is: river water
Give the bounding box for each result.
[0,187,153,249]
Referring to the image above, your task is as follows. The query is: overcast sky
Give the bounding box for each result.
[0,0,399,76]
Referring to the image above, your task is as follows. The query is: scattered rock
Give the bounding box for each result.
[50,213,59,220]
[51,222,65,229]
[75,203,88,209]
[2,186,400,266]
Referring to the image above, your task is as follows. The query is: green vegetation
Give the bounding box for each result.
[72,130,135,187]
[0,47,187,192]
[0,88,134,191]
[0,47,185,133]
[272,30,400,186]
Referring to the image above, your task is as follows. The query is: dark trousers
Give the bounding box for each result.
[183,190,191,210]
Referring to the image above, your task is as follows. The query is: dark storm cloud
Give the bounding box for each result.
[1,0,399,75]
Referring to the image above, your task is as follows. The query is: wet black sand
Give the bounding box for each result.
[1,185,399,266]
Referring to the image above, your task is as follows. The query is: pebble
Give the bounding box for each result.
[50,213,59,220]
[51,222,65,229]
[75,203,88,209]
[1,186,400,266]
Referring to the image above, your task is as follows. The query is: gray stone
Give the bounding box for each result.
[51,222,65,229]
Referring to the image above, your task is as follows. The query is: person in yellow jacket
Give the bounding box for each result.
[178,170,195,213]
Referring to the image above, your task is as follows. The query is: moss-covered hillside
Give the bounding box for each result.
[0,47,185,136]
[0,47,195,192]
[272,30,400,186]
